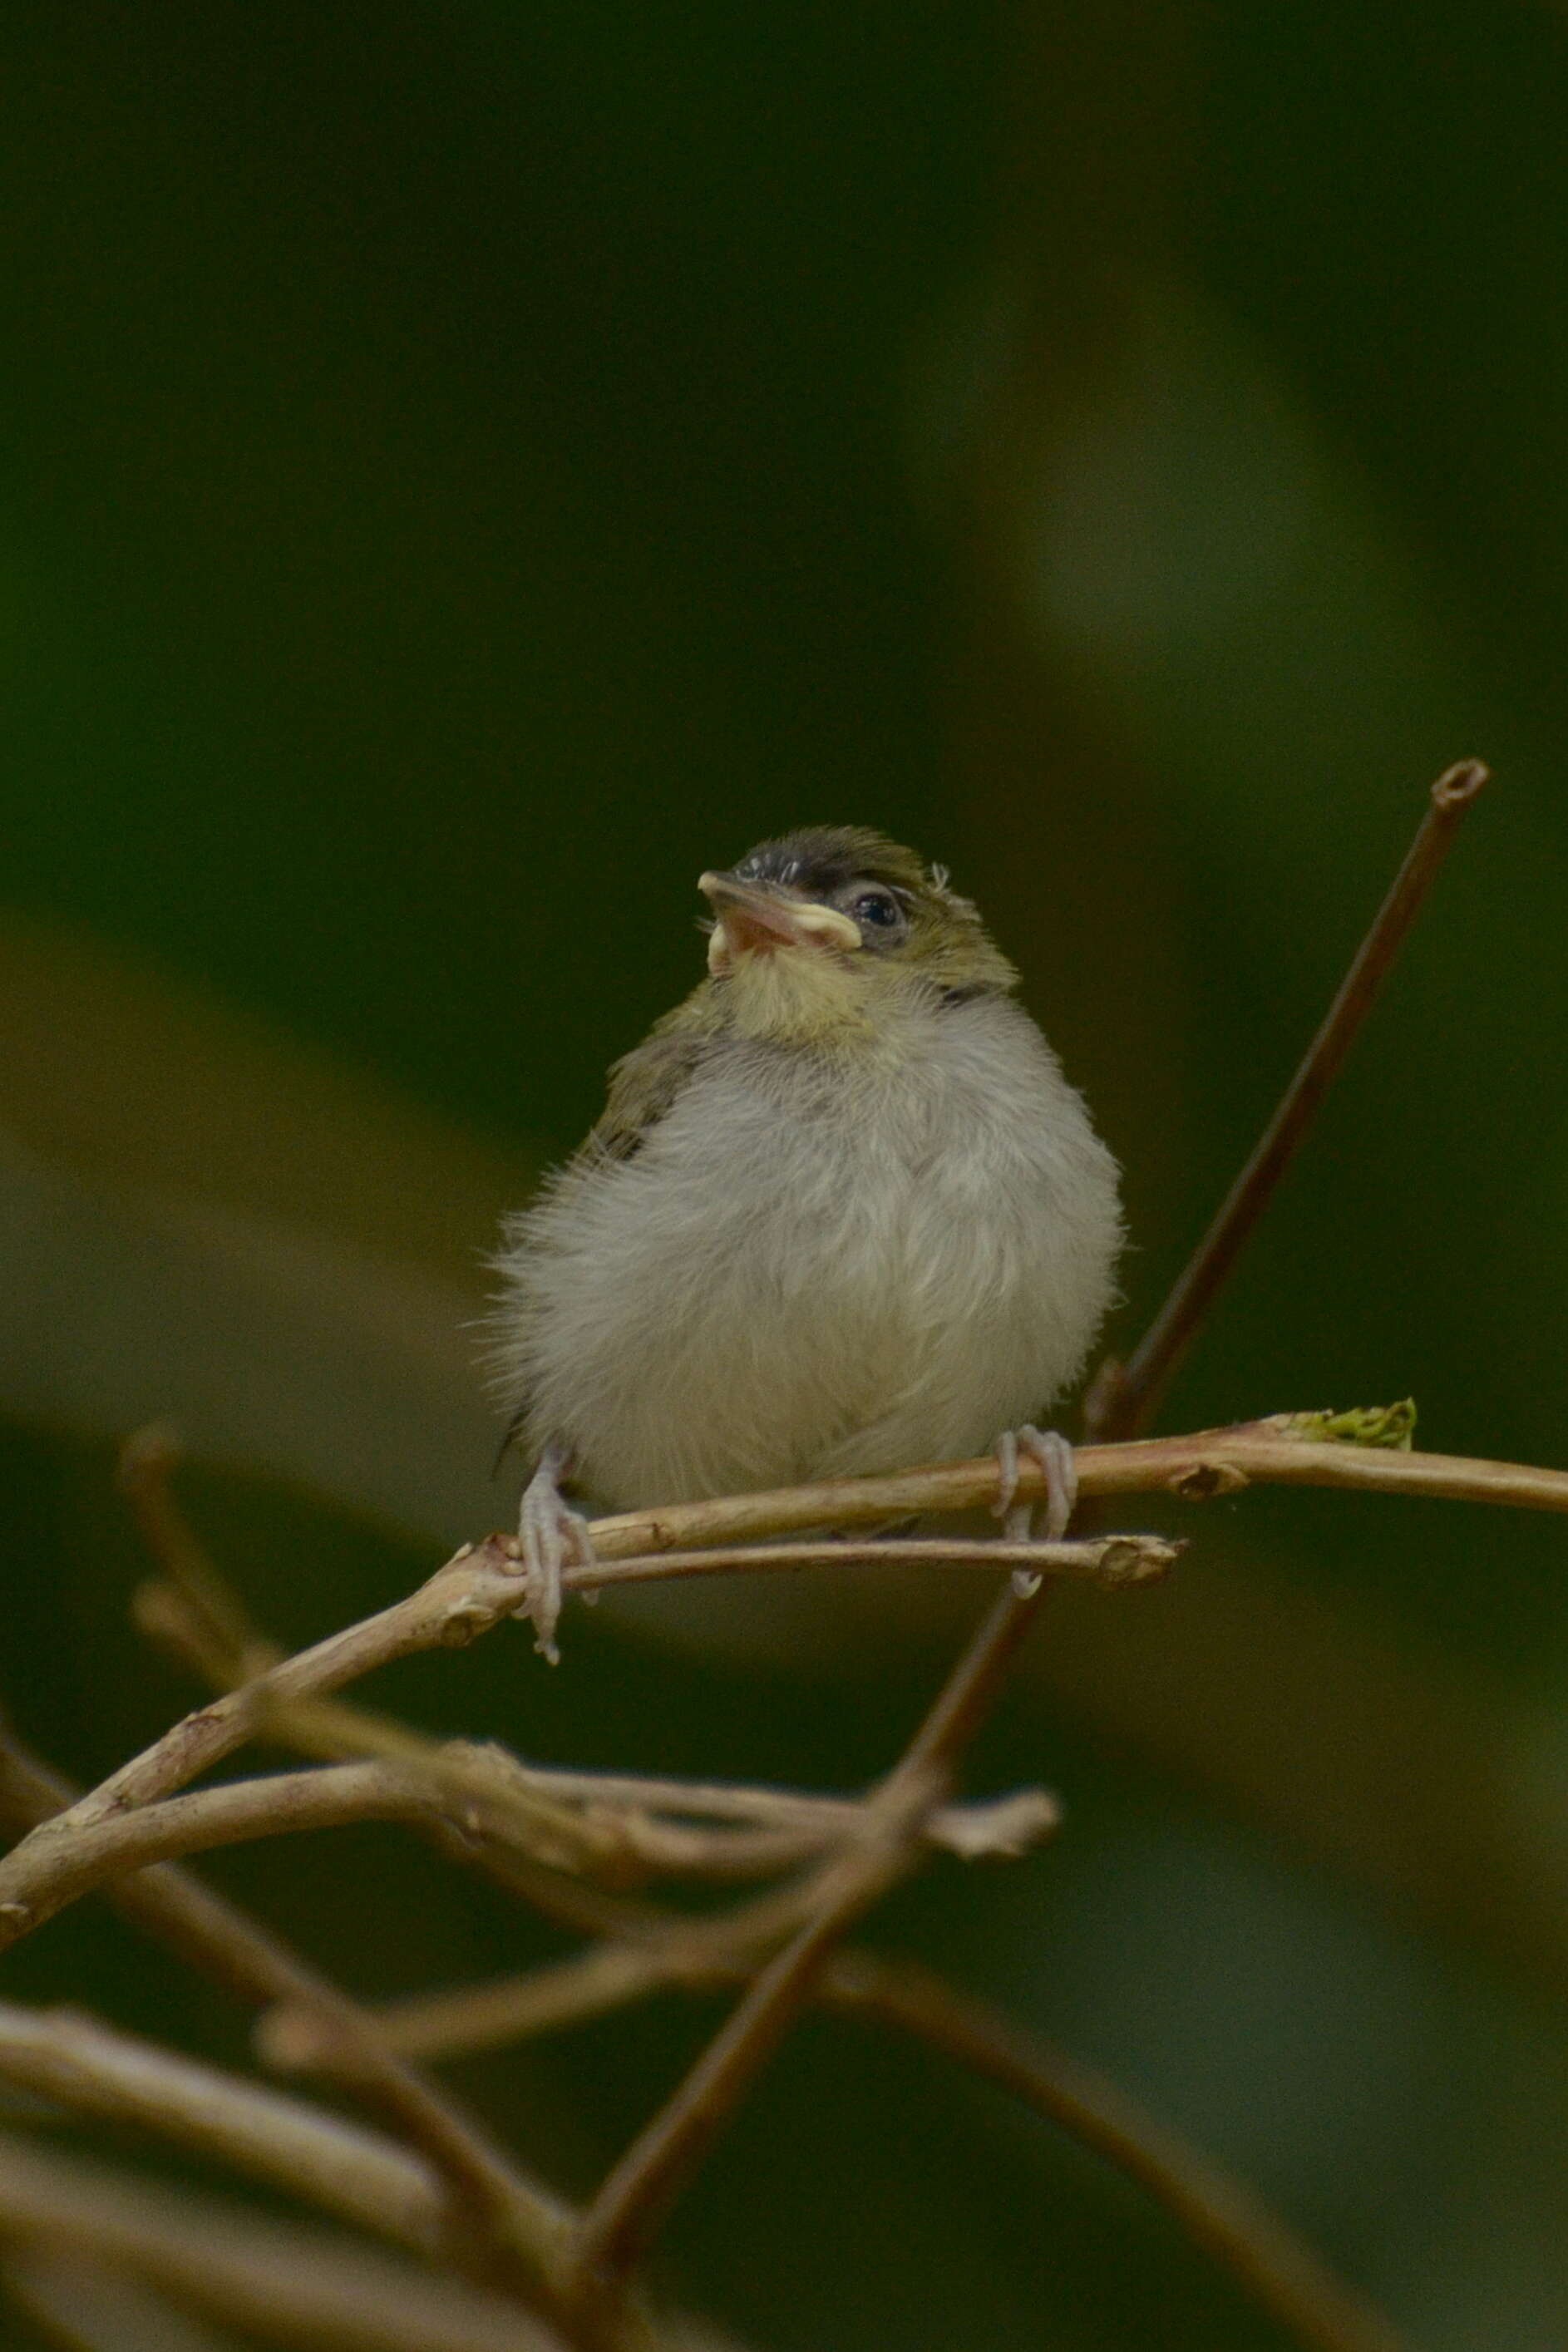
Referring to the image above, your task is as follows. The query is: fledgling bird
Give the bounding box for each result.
[490,827,1122,1657]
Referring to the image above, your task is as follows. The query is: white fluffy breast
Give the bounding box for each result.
[491,995,1121,1513]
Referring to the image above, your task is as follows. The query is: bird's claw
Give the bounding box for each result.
[515,1445,594,1664]
[993,1424,1078,1595]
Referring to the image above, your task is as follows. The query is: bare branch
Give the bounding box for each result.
[265,1782,1060,2071]
[5,2246,245,2352]
[561,1412,1461,2292]
[566,1444,1122,2306]
[566,1765,947,2303]
[265,1871,836,2078]
[267,1945,673,2073]
[824,1952,1408,2352]
[581,1531,1179,1592]
[1088,758,1489,1441]
[0,2001,449,2258]
[576,1420,1568,1560]
[0,1748,1063,1935]
[2,1414,1563,1957]
[265,1709,1062,1884]
[0,1766,482,1935]
[329,1938,1411,2352]
[432,1763,1058,1853]
[126,1521,1072,1896]
[0,1723,569,2289]
[120,1424,280,1684]
[6,761,1482,2352]
[265,1879,1407,2352]
[0,1536,533,1942]
[0,2133,567,2352]
[444,1745,1058,1877]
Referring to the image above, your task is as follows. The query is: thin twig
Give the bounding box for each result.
[343,1936,1408,2352]
[574,1420,1568,1563]
[0,1755,1062,1930]
[259,1704,1063,1881]
[580,1531,1178,1590]
[0,2000,451,2259]
[5,1419,1566,1952]
[254,1715,703,1883]
[562,1423,1472,2288]
[823,1951,1407,2352]
[129,1564,685,1891]
[297,1787,1053,2068]
[1087,758,1489,1442]
[0,1764,495,1921]
[269,1847,1407,2352]
[265,1871,843,2078]
[431,1764,1055,1851]
[434,1743,1059,1875]
[567,1484,1102,2301]
[270,1774,1054,2068]
[269,1946,679,2073]
[4,2247,244,2352]
[566,1765,948,2302]
[128,1513,1072,1888]
[119,1424,281,1682]
[0,1536,534,1942]
[426,1758,1058,1885]
[0,2133,568,2352]
[0,1723,570,2290]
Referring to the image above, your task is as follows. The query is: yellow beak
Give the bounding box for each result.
[698,872,862,970]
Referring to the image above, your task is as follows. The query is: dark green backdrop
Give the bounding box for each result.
[2,7,1566,2347]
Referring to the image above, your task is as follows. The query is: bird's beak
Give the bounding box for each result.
[698,872,862,973]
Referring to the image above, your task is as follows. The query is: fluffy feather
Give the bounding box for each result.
[491,833,1121,1514]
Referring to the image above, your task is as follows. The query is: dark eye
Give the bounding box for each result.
[852,890,901,929]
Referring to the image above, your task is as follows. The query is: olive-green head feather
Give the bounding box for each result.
[698,827,1018,1037]
[589,830,1023,1146]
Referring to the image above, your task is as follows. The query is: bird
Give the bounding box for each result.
[489,826,1122,1659]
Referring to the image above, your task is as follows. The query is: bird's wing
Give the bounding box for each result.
[588,999,718,1161]
[493,994,719,1469]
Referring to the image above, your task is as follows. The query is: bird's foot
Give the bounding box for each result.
[514,1442,594,1664]
[992,1425,1078,1595]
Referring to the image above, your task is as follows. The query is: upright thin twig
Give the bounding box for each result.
[566,1763,947,2299]
[1088,759,1488,1442]
[557,762,1495,2322]
[0,765,1500,2352]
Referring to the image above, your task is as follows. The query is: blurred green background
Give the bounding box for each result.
[3,4,1567,2345]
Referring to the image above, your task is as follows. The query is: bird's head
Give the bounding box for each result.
[698,826,1016,1045]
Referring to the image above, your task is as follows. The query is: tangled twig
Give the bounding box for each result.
[0,761,1513,2352]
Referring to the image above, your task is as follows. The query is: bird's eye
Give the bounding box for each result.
[851,890,902,930]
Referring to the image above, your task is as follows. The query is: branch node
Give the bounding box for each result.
[1091,757,1490,1442]
[438,1602,492,1647]
[1092,1536,1185,1585]
[1169,1462,1249,1501]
